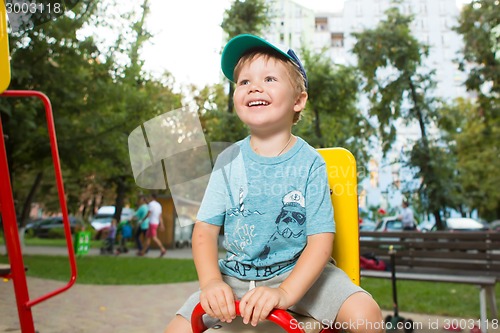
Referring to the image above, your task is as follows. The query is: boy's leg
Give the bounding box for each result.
[287,262,383,333]
[336,292,383,333]
[164,315,191,333]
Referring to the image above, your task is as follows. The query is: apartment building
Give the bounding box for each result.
[263,0,468,212]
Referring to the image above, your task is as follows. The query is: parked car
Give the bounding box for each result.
[373,216,404,232]
[359,219,376,231]
[24,216,84,238]
[490,220,500,232]
[359,216,410,243]
[442,217,490,232]
[422,217,490,232]
[418,220,435,232]
[90,206,135,239]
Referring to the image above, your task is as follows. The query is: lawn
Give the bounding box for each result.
[1,252,498,319]
[0,255,198,284]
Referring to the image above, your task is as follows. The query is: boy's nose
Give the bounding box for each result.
[249,82,263,93]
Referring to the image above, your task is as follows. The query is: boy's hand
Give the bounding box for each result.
[239,286,290,326]
[199,280,236,323]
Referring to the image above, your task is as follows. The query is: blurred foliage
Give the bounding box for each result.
[352,5,457,227]
[297,48,372,167]
[2,0,499,226]
[438,98,500,221]
[1,0,182,225]
[451,0,500,220]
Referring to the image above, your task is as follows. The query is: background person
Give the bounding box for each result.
[133,195,150,255]
[140,194,166,257]
[398,201,416,230]
[116,218,132,254]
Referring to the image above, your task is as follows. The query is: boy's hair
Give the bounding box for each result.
[233,48,307,124]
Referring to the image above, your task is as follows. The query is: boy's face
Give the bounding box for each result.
[233,55,307,133]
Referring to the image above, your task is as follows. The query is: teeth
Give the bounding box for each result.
[248,100,269,107]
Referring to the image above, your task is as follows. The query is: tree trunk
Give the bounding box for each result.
[113,176,127,222]
[19,171,44,227]
[408,79,446,229]
[433,210,443,230]
[227,82,234,113]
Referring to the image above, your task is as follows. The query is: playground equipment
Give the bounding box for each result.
[0,5,77,333]
[191,148,360,333]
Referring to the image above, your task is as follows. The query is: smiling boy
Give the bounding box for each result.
[165,34,382,333]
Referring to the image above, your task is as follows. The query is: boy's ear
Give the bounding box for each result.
[293,91,308,112]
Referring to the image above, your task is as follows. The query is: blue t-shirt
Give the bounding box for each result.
[197,136,335,280]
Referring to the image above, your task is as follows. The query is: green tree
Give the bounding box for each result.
[1,0,182,226]
[296,48,372,166]
[452,0,500,220]
[352,5,449,228]
[455,0,499,108]
[438,99,500,220]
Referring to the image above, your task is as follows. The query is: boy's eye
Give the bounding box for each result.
[265,76,277,82]
[239,79,250,85]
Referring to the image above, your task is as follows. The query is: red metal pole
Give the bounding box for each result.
[0,90,78,329]
[0,103,35,332]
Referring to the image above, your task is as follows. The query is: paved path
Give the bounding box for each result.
[1,246,498,333]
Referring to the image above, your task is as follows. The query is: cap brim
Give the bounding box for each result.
[221,34,292,83]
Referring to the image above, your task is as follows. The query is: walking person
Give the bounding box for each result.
[398,200,416,230]
[133,195,150,255]
[140,194,167,257]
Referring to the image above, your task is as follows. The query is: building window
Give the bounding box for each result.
[331,33,344,48]
[316,17,328,31]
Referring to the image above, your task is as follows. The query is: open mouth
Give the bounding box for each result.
[248,100,269,107]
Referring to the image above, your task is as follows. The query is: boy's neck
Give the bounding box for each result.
[250,133,296,157]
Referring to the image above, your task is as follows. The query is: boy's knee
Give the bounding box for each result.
[337,292,384,333]
[164,314,191,333]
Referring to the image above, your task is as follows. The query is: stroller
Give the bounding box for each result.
[116,219,133,254]
[100,220,117,255]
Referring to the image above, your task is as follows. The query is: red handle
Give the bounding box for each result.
[191,300,306,333]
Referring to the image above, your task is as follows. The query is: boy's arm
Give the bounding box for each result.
[192,221,236,323]
[239,232,333,326]
[279,232,333,304]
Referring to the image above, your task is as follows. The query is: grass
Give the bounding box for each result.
[360,277,499,319]
[2,237,103,248]
[0,255,198,285]
[1,253,498,318]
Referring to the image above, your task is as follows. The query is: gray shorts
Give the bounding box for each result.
[176,262,368,327]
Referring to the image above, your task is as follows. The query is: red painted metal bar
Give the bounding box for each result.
[0,99,34,332]
[0,90,77,327]
[191,301,307,333]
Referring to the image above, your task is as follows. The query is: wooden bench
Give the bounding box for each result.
[359,231,500,333]
[0,263,12,276]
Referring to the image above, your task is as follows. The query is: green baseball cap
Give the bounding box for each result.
[221,34,308,89]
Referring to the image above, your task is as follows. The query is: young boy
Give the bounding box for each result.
[165,34,382,333]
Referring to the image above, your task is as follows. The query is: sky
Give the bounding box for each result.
[141,0,346,90]
[141,0,469,91]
